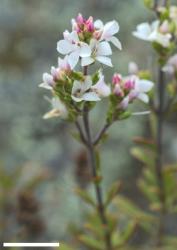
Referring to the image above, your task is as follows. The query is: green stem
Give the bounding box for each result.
[83,105,113,250]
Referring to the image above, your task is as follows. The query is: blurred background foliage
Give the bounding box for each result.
[0,0,177,248]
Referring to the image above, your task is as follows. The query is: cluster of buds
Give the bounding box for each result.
[111,73,154,110]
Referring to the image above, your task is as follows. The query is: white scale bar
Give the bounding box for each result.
[3,242,60,247]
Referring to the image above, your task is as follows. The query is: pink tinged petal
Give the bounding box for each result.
[138,93,149,103]
[68,51,80,69]
[51,66,59,79]
[82,92,101,101]
[128,89,139,101]
[92,77,111,97]
[96,56,113,67]
[81,57,95,66]
[113,84,123,97]
[120,96,129,109]
[136,79,154,92]
[101,20,119,39]
[79,43,91,57]
[57,40,74,54]
[94,19,104,29]
[97,41,112,56]
[107,36,122,50]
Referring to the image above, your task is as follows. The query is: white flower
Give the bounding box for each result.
[57,30,91,69]
[39,73,54,90]
[94,20,122,50]
[120,76,154,109]
[133,20,172,48]
[71,76,100,102]
[71,74,110,102]
[43,97,68,119]
[81,39,113,67]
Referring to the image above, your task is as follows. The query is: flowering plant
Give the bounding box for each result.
[39,12,155,250]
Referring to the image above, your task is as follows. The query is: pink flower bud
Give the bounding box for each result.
[113,84,124,97]
[112,73,122,85]
[124,79,135,90]
[76,13,84,24]
[86,16,94,32]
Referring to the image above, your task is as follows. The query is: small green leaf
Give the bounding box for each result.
[112,220,137,248]
[105,181,121,207]
[75,188,96,207]
[78,235,104,250]
[131,147,155,167]
[113,195,155,231]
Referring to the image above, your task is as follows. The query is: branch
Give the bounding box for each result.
[75,120,87,146]
[93,123,111,146]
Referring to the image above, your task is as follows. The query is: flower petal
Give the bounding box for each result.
[83,92,101,101]
[71,95,83,102]
[79,43,91,57]
[148,30,171,48]
[94,19,104,29]
[92,75,111,97]
[136,79,154,92]
[120,96,129,109]
[57,40,74,54]
[72,80,83,96]
[68,50,80,69]
[138,93,149,103]
[83,76,93,91]
[81,57,95,66]
[69,31,79,43]
[101,20,119,39]
[97,41,112,56]
[39,82,53,90]
[107,36,122,50]
[133,22,151,40]
[43,109,60,119]
[96,56,113,67]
